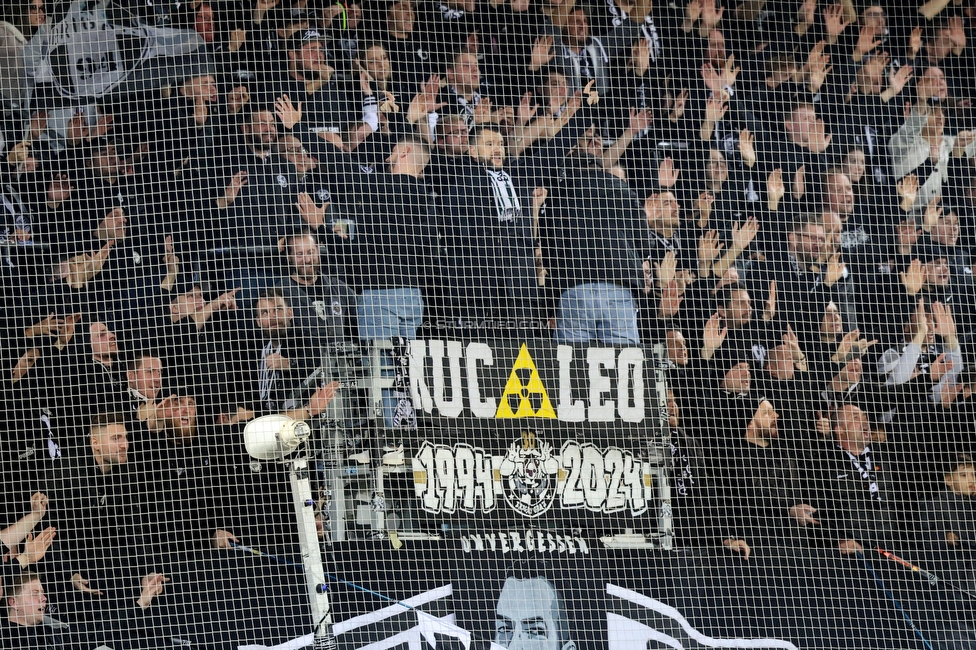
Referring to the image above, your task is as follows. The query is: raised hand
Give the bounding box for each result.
[793,164,807,199]
[922,196,943,232]
[695,191,715,228]
[658,280,685,319]
[900,259,925,295]
[658,156,679,188]
[823,252,847,287]
[704,92,728,123]
[670,89,690,122]
[296,191,328,229]
[763,280,777,322]
[854,23,881,59]
[472,97,494,124]
[738,128,756,168]
[909,26,922,58]
[887,64,914,98]
[896,173,919,211]
[46,173,75,206]
[822,4,849,39]
[701,0,723,28]
[702,312,728,354]
[731,216,759,251]
[517,91,537,126]
[30,491,49,517]
[629,107,653,133]
[654,249,678,286]
[930,301,957,342]
[767,168,785,210]
[583,79,600,106]
[698,229,724,274]
[19,527,56,566]
[308,380,341,417]
[530,35,555,71]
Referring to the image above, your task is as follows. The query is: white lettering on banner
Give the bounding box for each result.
[409,341,647,423]
[458,531,590,554]
[413,434,652,517]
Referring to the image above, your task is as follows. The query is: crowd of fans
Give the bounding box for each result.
[2,0,976,646]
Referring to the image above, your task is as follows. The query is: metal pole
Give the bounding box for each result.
[289,456,336,650]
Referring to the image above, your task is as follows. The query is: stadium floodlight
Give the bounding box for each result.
[243,415,336,650]
[243,414,311,460]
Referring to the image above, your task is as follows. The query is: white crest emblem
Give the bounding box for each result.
[499,433,559,518]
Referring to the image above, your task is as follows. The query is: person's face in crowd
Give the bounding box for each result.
[195,3,215,43]
[924,106,946,141]
[92,424,130,468]
[473,130,506,168]
[843,149,866,183]
[164,397,197,443]
[705,30,726,66]
[721,289,753,328]
[749,400,780,440]
[706,149,728,185]
[765,57,798,89]
[293,40,327,75]
[438,117,470,156]
[510,0,531,12]
[789,221,827,264]
[279,136,318,174]
[27,0,46,27]
[821,301,845,337]
[7,578,46,627]
[578,126,604,158]
[945,464,976,497]
[644,192,681,234]
[564,9,589,49]
[289,235,321,279]
[388,0,415,36]
[667,389,680,427]
[256,296,294,337]
[245,110,279,149]
[767,345,795,381]
[924,257,951,288]
[90,144,125,179]
[931,210,960,247]
[183,74,219,103]
[449,53,481,94]
[919,67,949,100]
[544,73,569,111]
[127,356,163,400]
[666,329,689,366]
[721,362,751,394]
[90,322,119,360]
[861,6,886,32]
[834,405,871,452]
[171,287,208,319]
[364,45,392,83]
[785,106,817,145]
[494,577,574,650]
[345,3,363,29]
[826,173,855,216]
[820,211,843,253]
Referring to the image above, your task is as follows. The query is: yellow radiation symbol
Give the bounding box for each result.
[495,344,556,419]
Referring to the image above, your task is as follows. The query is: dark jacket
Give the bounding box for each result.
[544,159,649,293]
